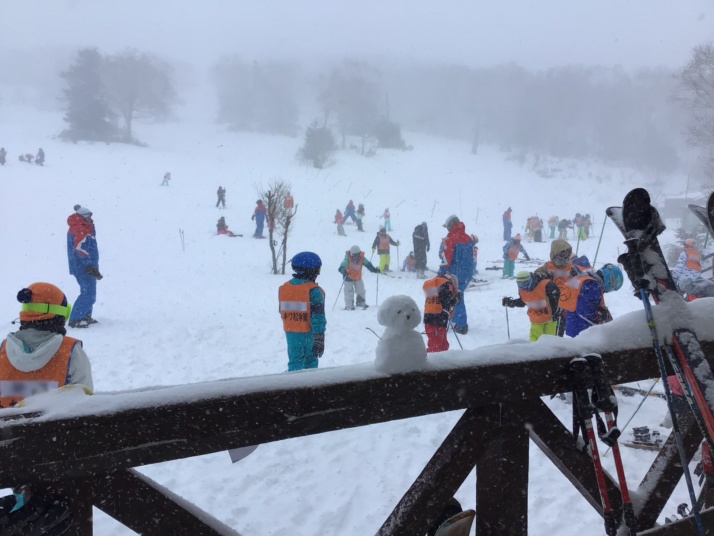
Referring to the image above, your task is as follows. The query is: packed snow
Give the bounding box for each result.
[1,104,714,535]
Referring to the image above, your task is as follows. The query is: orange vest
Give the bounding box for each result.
[685,248,701,271]
[423,275,457,314]
[519,280,553,324]
[564,273,604,311]
[0,336,79,408]
[544,261,576,311]
[506,243,521,260]
[279,282,320,333]
[379,234,390,250]
[346,251,365,280]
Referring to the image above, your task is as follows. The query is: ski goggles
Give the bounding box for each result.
[21,302,72,320]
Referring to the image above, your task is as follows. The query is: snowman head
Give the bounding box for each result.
[378,295,422,330]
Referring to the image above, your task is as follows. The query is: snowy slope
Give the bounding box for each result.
[0,106,708,535]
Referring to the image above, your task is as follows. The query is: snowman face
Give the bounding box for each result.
[377,295,422,330]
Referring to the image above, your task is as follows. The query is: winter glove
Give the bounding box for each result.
[396,241,401,246]
[338,267,347,276]
[524,254,531,261]
[426,246,430,252]
[86,266,103,280]
[373,268,381,273]
[312,333,325,358]
[502,297,514,307]
[251,214,255,220]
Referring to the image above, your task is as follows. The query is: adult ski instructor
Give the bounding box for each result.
[67,205,102,328]
[441,215,475,334]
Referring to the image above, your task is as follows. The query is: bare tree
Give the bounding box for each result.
[103,50,176,142]
[256,180,297,274]
[318,61,381,153]
[678,43,714,183]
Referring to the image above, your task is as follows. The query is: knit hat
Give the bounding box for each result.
[17,282,71,322]
[514,234,521,240]
[76,206,92,217]
[515,271,532,289]
[684,238,696,247]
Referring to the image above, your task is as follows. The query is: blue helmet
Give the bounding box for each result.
[599,263,624,293]
[291,252,322,270]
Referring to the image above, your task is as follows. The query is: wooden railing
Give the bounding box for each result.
[1,339,714,535]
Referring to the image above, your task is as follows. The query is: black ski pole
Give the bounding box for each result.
[569,357,618,536]
[505,306,510,340]
[639,288,705,536]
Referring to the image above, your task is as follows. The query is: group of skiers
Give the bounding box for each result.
[0,147,44,166]
[503,208,593,243]
[502,238,623,340]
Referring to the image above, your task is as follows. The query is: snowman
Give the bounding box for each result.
[374,295,428,374]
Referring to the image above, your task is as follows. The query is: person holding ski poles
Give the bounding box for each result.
[502,271,560,341]
[338,245,380,310]
[535,239,574,336]
[423,268,460,352]
[442,215,475,335]
[278,252,326,371]
[371,226,400,272]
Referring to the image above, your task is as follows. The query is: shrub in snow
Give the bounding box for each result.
[374,295,427,374]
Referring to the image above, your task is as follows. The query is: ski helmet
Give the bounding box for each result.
[443,215,459,230]
[291,252,322,270]
[349,245,361,255]
[598,263,624,293]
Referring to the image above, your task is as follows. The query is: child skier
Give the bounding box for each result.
[356,204,365,232]
[334,209,346,236]
[278,252,326,371]
[380,208,392,231]
[423,269,461,352]
[338,245,380,310]
[502,271,561,341]
[502,234,530,279]
[371,227,400,272]
[252,200,266,238]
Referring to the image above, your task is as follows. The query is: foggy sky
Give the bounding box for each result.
[2,0,712,70]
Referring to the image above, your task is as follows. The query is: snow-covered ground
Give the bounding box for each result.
[1,106,711,534]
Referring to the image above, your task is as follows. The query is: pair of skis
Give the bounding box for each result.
[606,188,714,535]
[570,353,637,536]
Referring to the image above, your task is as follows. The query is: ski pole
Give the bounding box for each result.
[592,217,608,267]
[639,288,705,535]
[396,245,400,274]
[505,306,510,340]
[575,229,582,256]
[585,354,638,535]
[447,320,463,350]
[569,358,618,536]
[332,279,345,311]
[376,271,379,307]
[603,377,660,457]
